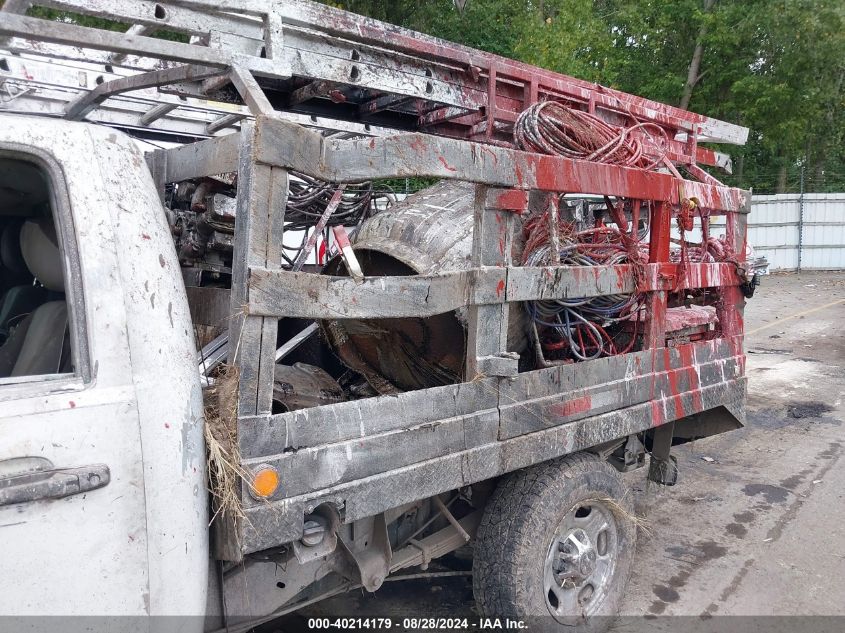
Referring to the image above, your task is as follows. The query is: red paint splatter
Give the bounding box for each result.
[409,136,426,152]
[651,400,664,426]
[550,394,592,418]
[141,233,151,240]
[690,387,703,411]
[480,145,499,166]
[68,400,76,409]
[438,156,457,172]
[665,370,685,419]
[496,279,505,297]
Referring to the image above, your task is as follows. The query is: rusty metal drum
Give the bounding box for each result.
[322,180,527,393]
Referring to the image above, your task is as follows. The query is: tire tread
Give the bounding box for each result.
[473,453,633,628]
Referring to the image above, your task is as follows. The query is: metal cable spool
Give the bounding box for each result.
[322,180,527,393]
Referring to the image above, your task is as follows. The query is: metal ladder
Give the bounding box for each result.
[1,0,746,173]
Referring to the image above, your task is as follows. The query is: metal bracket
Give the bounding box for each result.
[476,352,520,378]
[607,435,646,473]
[332,513,393,592]
[406,539,434,571]
[64,64,224,121]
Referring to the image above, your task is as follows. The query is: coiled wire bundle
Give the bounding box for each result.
[285,171,377,231]
[523,214,647,361]
[514,101,669,171]
[282,172,396,267]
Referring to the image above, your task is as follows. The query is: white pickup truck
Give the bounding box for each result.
[0,2,754,632]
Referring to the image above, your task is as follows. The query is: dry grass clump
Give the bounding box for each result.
[587,494,653,536]
[204,365,250,526]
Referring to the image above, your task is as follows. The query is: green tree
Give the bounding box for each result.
[13,0,843,193]
[324,0,845,193]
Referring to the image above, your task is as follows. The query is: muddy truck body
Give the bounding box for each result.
[0,2,758,631]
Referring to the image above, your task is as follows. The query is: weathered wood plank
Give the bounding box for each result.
[242,407,500,500]
[238,377,499,458]
[246,262,741,319]
[160,134,240,183]
[465,184,515,379]
[247,268,489,319]
[239,377,746,553]
[255,116,751,213]
[228,124,283,417]
[240,338,740,498]
[505,265,634,301]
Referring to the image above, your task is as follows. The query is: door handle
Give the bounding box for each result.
[0,463,110,506]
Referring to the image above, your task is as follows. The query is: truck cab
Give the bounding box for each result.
[0,116,208,620]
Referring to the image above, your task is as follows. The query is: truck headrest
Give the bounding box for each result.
[1,222,29,277]
[20,218,64,292]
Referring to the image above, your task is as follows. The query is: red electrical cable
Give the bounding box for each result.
[514,101,669,171]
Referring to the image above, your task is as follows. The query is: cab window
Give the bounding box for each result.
[0,156,76,382]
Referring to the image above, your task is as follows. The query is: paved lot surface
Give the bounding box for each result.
[620,271,845,620]
[284,271,845,626]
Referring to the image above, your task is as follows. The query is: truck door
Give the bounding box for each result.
[0,142,151,619]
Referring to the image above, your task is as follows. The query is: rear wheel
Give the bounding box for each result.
[473,453,636,633]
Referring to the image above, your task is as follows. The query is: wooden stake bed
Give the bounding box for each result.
[1,0,750,566]
[150,116,750,559]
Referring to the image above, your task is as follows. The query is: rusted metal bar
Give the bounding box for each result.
[432,496,471,543]
[206,113,246,134]
[289,80,345,107]
[290,184,347,271]
[64,64,222,120]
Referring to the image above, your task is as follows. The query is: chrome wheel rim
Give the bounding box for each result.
[544,500,619,623]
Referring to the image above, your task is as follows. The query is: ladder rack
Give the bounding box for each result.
[1,0,746,173]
